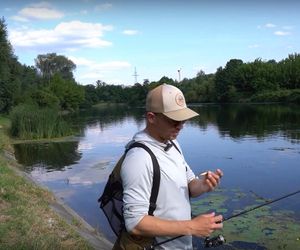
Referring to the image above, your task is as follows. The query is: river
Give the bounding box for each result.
[14,103,300,249]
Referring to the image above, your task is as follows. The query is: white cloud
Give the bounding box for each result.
[265,23,276,28]
[9,20,113,49]
[19,7,64,20]
[274,31,291,36]
[122,29,139,35]
[69,56,131,71]
[68,56,94,66]
[92,61,131,71]
[13,2,64,21]
[55,21,113,36]
[11,15,29,22]
[258,22,293,37]
[10,29,60,46]
[80,72,105,79]
[69,56,131,84]
[257,23,276,29]
[81,61,132,81]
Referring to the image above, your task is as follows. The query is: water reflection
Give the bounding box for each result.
[12,104,300,249]
[70,105,145,135]
[191,104,300,142]
[69,104,300,143]
[14,141,82,171]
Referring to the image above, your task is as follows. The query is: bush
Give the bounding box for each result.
[30,89,60,108]
[10,104,72,139]
[250,89,300,103]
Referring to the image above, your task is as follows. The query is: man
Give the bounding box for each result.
[121,83,223,249]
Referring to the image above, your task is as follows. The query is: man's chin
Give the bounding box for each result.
[169,134,178,140]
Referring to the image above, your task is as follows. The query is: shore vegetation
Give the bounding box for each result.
[0,116,92,250]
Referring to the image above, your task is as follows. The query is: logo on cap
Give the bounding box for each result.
[175,93,185,107]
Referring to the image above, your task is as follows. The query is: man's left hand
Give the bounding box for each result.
[202,169,223,192]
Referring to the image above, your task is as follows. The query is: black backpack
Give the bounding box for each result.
[98,142,161,237]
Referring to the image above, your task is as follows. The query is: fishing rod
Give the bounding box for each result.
[223,189,300,222]
[144,189,300,249]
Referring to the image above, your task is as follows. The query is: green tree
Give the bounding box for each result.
[215,59,244,102]
[158,76,175,85]
[49,74,84,111]
[124,83,147,106]
[0,18,21,113]
[0,18,11,81]
[278,53,300,89]
[248,59,279,93]
[82,84,99,107]
[35,53,76,81]
[30,89,59,108]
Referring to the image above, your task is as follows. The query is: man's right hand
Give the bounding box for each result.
[189,212,223,237]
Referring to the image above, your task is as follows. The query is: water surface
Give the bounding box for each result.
[14,104,300,249]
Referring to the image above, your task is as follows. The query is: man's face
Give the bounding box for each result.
[147,112,186,142]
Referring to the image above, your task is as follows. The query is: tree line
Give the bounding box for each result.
[1,17,300,116]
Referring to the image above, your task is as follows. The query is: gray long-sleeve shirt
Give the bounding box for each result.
[121,131,196,249]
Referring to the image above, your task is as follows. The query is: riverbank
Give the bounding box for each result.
[0,116,113,250]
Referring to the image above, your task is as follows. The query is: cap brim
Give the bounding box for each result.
[163,108,199,121]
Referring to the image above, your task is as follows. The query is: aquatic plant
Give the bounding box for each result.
[10,104,72,140]
[191,188,300,249]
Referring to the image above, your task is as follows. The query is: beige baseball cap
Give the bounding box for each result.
[146,84,199,121]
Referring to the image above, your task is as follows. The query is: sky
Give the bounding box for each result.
[1,0,300,86]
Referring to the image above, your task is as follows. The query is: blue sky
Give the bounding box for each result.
[1,0,300,86]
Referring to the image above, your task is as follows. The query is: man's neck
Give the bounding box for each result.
[144,127,167,144]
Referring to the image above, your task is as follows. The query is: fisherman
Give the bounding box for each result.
[119,84,223,249]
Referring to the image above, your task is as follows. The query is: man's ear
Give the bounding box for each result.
[146,112,156,124]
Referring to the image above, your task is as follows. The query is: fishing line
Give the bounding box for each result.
[144,189,300,249]
[223,189,300,222]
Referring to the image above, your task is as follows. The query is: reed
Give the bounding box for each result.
[10,105,72,140]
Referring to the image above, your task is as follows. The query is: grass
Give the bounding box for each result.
[0,115,93,250]
[10,104,73,140]
[0,116,11,152]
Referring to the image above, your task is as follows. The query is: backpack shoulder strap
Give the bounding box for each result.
[170,140,181,154]
[170,140,188,172]
[126,142,160,216]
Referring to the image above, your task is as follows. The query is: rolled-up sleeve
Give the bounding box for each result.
[120,148,153,232]
[186,163,196,183]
